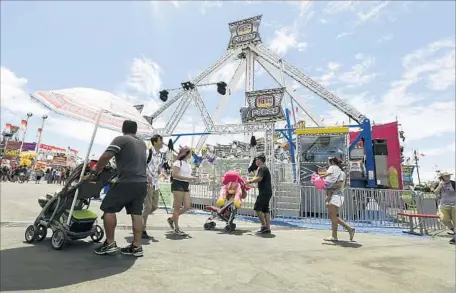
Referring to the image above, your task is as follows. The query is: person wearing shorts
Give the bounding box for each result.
[142,134,164,239]
[324,157,355,242]
[247,154,273,234]
[93,120,148,257]
[434,171,455,245]
[167,147,194,236]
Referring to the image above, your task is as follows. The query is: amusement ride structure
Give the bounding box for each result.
[146,15,379,188]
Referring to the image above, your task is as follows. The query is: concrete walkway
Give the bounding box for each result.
[1,182,455,293]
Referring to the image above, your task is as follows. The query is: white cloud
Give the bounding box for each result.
[200,0,223,15]
[315,61,342,87]
[356,1,390,23]
[338,54,378,86]
[268,2,314,55]
[324,1,391,24]
[336,32,354,39]
[406,143,455,158]
[322,39,455,143]
[1,56,167,157]
[0,67,48,119]
[126,57,163,99]
[376,34,394,43]
[268,25,307,55]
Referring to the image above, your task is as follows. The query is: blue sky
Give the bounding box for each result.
[1,1,455,181]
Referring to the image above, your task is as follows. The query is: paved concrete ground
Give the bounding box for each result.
[1,182,455,293]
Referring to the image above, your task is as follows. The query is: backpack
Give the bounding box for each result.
[170,160,182,182]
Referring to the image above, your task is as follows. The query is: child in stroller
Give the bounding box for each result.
[24,160,117,250]
[203,171,250,232]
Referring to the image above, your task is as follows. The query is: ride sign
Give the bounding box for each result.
[227,15,262,50]
[243,88,286,123]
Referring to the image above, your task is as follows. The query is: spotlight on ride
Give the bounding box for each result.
[159,90,169,102]
[216,81,227,95]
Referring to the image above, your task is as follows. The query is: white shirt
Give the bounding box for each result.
[173,160,192,181]
[147,148,163,190]
[325,165,342,184]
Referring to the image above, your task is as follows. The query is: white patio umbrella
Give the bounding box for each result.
[30,87,155,225]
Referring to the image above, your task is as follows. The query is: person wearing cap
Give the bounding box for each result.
[167,146,194,236]
[434,171,455,245]
[246,154,273,234]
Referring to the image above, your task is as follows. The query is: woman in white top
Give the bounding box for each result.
[324,157,355,242]
[167,147,194,235]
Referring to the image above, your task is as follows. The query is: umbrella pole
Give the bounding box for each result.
[66,110,104,226]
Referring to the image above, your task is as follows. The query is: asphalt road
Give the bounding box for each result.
[1,182,455,293]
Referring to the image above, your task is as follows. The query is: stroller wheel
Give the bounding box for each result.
[204,222,215,231]
[230,223,236,231]
[35,224,48,242]
[25,225,36,243]
[51,229,67,250]
[223,225,233,233]
[90,225,104,242]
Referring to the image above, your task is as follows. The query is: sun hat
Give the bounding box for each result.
[176,146,191,161]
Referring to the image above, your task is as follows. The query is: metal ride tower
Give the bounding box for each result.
[148,15,376,188]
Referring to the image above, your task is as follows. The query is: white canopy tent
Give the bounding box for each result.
[30,87,154,225]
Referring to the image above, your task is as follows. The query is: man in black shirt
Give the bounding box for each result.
[246,154,272,234]
[93,120,148,257]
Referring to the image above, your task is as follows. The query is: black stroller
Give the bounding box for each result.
[24,160,117,250]
[203,198,238,233]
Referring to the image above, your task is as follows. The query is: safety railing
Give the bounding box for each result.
[157,163,444,233]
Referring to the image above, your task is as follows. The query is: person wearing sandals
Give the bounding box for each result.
[167,147,194,236]
[324,157,355,242]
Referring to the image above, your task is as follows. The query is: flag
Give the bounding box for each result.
[20,119,27,129]
[5,123,12,133]
[295,107,298,113]
[133,104,144,114]
[37,128,42,136]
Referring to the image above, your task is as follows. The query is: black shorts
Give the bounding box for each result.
[100,182,147,215]
[171,180,190,192]
[254,193,272,213]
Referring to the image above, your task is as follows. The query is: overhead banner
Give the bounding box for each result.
[22,142,37,152]
[227,15,262,50]
[242,88,286,123]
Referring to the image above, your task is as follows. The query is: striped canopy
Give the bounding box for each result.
[30,88,154,135]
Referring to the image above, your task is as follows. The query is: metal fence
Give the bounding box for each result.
[161,161,444,234]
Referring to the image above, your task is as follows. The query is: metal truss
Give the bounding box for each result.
[255,57,322,127]
[249,44,367,124]
[190,88,215,131]
[195,58,246,152]
[150,49,239,120]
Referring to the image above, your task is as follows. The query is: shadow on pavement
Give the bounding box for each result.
[1,240,137,292]
[252,232,276,239]
[124,236,159,245]
[321,241,363,248]
[216,229,250,236]
[164,232,192,240]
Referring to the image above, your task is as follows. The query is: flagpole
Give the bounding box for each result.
[17,113,33,163]
[414,150,421,184]
[32,115,48,170]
